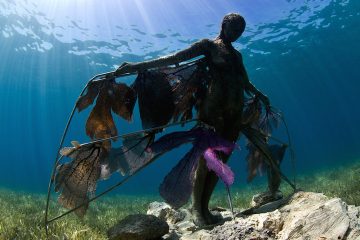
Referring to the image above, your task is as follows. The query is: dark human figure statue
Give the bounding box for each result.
[116,13,282,225]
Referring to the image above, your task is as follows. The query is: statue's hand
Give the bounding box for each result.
[115,62,136,76]
[259,93,270,108]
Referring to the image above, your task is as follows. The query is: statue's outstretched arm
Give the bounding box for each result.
[238,53,270,106]
[116,39,209,75]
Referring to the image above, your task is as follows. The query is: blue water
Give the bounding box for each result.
[0,0,359,196]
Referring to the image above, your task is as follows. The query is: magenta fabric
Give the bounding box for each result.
[203,147,235,186]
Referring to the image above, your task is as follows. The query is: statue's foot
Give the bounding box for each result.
[191,207,224,227]
[251,190,283,208]
[204,208,223,225]
[191,208,207,227]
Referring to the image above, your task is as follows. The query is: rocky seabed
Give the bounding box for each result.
[108,191,360,240]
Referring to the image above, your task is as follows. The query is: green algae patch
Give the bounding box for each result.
[0,191,159,240]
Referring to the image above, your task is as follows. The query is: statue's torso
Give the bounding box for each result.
[198,39,246,138]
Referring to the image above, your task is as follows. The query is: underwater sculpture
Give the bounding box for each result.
[45,13,296,228]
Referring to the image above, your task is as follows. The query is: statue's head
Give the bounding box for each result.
[220,13,246,42]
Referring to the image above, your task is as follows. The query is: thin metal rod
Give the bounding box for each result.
[78,118,198,147]
[280,114,297,190]
[226,185,234,220]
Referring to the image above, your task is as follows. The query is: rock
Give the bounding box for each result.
[251,190,283,208]
[179,209,193,222]
[346,205,360,239]
[152,192,360,240]
[163,230,181,240]
[277,192,354,240]
[204,214,279,240]
[210,192,360,240]
[107,214,169,240]
[215,209,233,220]
[177,220,197,232]
[147,201,186,224]
[249,195,290,214]
[180,229,211,240]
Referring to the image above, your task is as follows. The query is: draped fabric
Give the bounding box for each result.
[53,59,283,215]
[54,61,214,214]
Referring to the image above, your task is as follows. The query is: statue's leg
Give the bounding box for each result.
[251,159,283,207]
[245,132,285,207]
[196,127,240,225]
[192,102,240,225]
[201,152,230,224]
[191,154,229,225]
[191,157,208,226]
[267,159,282,194]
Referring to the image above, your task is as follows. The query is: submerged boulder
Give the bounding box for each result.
[107,214,169,240]
[276,191,360,239]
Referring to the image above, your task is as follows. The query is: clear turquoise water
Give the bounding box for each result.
[0,0,359,196]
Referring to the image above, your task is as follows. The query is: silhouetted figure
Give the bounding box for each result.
[116,13,282,225]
